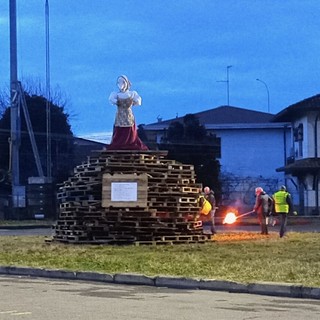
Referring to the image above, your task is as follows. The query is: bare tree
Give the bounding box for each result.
[0,87,10,117]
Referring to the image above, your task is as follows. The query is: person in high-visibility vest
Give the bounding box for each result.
[272,185,293,238]
[204,186,217,235]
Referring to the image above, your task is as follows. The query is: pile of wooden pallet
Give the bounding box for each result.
[53,150,209,245]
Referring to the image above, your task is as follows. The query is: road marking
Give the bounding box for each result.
[12,312,32,315]
[0,310,32,315]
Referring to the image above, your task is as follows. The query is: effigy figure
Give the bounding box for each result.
[108,75,148,150]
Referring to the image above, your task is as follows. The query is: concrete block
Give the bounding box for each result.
[301,286,320,300]
[248,282,302,298]
[154,276,199,289]
[114,273,155,286]
[0,266,77,280]
[36,268,77,280]
[76,271,113,283]
[4,266,41,277]
[199,279,248,293]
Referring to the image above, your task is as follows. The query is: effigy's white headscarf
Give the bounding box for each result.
[109,75,141,106]
[117,75,131,92]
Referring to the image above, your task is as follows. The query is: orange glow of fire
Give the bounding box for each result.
[223,212,237,224]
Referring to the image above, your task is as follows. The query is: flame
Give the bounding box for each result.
[223,212,237,224]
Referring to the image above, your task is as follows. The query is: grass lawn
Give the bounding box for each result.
[0,231,319,287]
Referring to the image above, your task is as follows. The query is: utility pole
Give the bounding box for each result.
[217,65,232,106]
[45,0,52,180]
[226,65,232,106]
[9,0,23,210]
[8,0,47,218]
[9,0,19,186]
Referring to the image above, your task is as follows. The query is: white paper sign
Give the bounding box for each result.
[111,182,138,202]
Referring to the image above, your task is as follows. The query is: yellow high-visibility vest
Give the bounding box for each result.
[198,196,212,215]
[273,190,290,213]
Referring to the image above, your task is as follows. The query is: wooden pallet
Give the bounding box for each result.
[54,151,206,245]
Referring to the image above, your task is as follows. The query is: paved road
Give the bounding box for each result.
[1,275,320,320]
[0,221,319,237]
[0,227,54,237]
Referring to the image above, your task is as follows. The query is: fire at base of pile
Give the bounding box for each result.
[52,150,209,245]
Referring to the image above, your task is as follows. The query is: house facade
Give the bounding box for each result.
[273,94,320,215]
[142,106,291,213]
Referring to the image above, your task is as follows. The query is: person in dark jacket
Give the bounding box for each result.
[273,185,293,238]
[253,187,273,235]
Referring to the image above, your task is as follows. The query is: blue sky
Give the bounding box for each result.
[1,1,320,142]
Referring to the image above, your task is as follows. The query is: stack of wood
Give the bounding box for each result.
[53,150,209,245]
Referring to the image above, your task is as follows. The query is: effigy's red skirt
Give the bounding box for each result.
[107,123,148,151]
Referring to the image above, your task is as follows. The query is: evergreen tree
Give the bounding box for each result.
[159,114,221,200]
[0,92,74,184]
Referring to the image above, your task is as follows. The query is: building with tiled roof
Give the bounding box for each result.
[143,105,291,213]
[272,94,320,215]
[150,106,274,126]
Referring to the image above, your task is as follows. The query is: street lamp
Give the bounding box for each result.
[256,78,270,113]
[217,65,232,106]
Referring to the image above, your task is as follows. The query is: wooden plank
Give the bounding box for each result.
[102,173,148,208]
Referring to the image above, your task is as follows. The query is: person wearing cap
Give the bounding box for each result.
[253,187,273,235]
[203,186,217,235]
[272,185,293,238]
[108,75,148,150]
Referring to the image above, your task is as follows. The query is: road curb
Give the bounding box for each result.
[199,279,248,293]
[154,276,199,289]
[75,271,114,282]
[0,265,319,300]
[247,282,303,298]
[114,273,155,286]
[301,286,320,299]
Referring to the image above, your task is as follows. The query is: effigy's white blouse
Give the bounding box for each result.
[108,90,142,127]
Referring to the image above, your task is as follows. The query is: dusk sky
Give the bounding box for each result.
[1,1,320,143]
